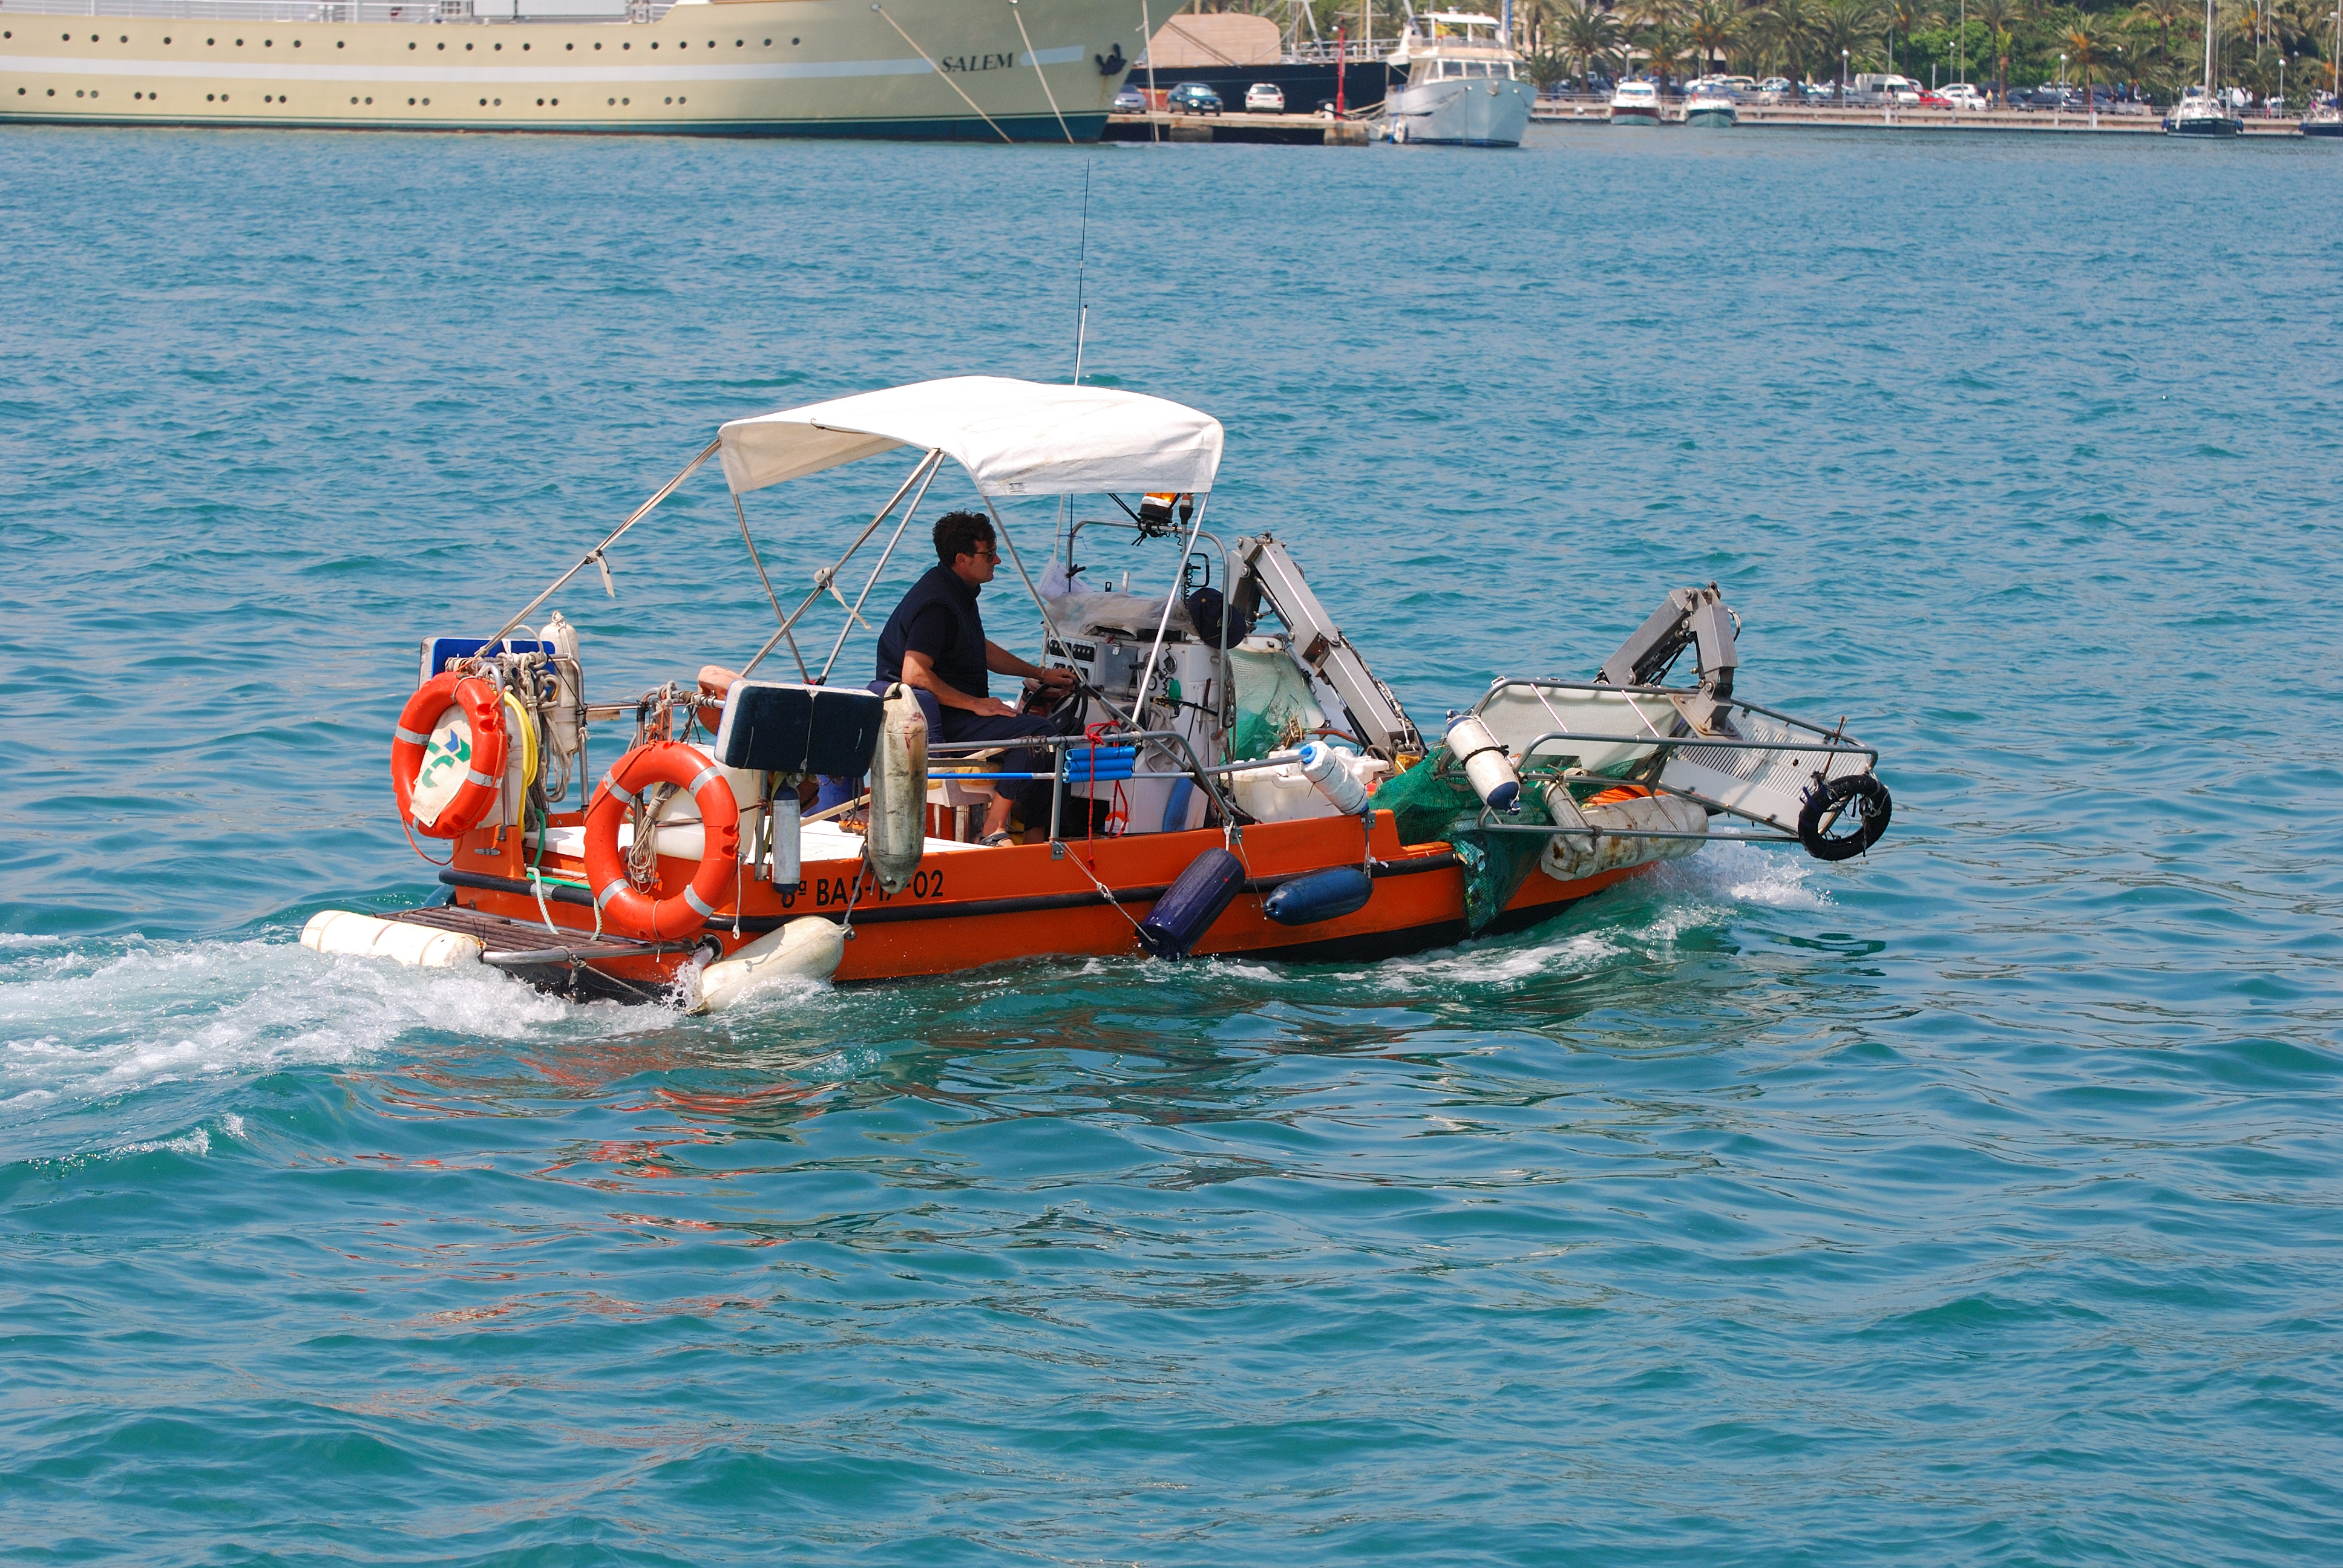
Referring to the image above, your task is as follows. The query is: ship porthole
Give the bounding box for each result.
[365,97,372,105]
[350,96,358,104]
[422,97,430,105]
[792,37,800,44]
[536,98,543,106]
[408,97,416,105]
[76,90,84,97]
[551,98,559,105]
[408,42,416,50]
[493,97,500,105]
[607,97,615,105]
[677,95,686,103]
[479,98,487,106]
[664,96,672,104]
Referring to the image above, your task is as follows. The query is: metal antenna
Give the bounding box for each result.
[1058,160,1095,566]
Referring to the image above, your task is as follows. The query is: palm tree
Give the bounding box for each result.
[1815,0,1886,94]
[1971,0,2025,101]
[2130,0,2191,61]
[1884,0,1934,74]
[1556,0,1624,87]
[1689,0,1744,74]
[1641,19,1697,89]
[2062,14,2115,110]
[1755,0,1826,85]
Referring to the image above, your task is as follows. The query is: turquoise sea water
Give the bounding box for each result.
[4,123,2341,1563]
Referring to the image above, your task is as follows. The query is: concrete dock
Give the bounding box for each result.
[1533,100,2313,136]
[1105,111,1372,146]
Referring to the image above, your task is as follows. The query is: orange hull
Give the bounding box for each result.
[428,808,1643,993]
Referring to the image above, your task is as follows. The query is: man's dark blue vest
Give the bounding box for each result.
[875,564,989,699]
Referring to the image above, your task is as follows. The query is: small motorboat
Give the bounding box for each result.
[1608,79,1663,126]
[307,376,1892,1008]
[1684,85,1739,128]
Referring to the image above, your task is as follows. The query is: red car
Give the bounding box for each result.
[1916,90,1953,108]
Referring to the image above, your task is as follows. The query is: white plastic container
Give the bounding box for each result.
[1443,714,1521,812]
[1230,751,1389,825]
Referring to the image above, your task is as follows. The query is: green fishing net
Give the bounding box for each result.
[1226,647,1326,762]
[1372,757,1554,935]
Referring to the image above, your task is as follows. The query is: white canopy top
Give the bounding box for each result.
[716,376,1225,500]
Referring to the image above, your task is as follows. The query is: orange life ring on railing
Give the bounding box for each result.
[583,742,741,941]
[391,673,510,839]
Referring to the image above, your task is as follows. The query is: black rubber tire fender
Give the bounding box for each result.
[1797,773,1893,861]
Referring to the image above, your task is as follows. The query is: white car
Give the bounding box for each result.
[1940,83,1990,111]
[1244,82,1286,113]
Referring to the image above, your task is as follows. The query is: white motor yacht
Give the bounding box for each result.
[1383,9,1535,146]
[1685,84,1738,127]
[1609,79,1663,125]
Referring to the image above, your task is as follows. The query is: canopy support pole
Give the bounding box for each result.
[818,452,944,684]
[482,439,719,651]
[735,492,810,681]
[1130,494,1210,731]
[985,497,1135,731]
[738,449,943,682]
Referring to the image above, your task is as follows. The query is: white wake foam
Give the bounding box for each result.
[0,936,588,1109]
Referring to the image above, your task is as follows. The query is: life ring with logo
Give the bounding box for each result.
[583,742,741,941]
[391,673,510,839]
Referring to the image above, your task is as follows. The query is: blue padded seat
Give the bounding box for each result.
[712,682,883,777]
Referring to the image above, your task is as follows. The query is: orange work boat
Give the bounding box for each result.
[304,376,1892,1007]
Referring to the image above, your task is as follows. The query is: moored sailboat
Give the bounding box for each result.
[2164,0,2244,136]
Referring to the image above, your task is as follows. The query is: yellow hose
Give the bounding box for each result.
[503,692,539,787]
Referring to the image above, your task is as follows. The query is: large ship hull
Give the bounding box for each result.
[0,0,1139,140]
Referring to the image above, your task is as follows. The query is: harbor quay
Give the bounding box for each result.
[1532,97,2315,136]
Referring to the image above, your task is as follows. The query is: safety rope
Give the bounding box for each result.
[1061,840,1149,939]
[1006,0,1074,143]
[872,4,1015,142]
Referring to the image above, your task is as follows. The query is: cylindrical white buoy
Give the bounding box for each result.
[543,611,585,773]
[1443,714,1521,812]
[301,910,484,969]
[1297,740,1371,815]
[867,683,927,895]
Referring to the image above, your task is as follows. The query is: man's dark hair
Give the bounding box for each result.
[934,511,995,567]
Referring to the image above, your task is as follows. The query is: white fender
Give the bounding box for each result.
[689,916,846,1014]
[300,910,483,969]
[1539,789,1709,883]
[867,682,927,896]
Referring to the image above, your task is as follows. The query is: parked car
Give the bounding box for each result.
[1916,89,1951,108]
[1939,83,1990,111]
[1757,76,1792,96]
[1166,81,1223,115]
[1112,85,1148,114]
[1244,82,1286,113]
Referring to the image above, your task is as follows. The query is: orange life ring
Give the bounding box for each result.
[390,673,510,839]
[583,742,742,940]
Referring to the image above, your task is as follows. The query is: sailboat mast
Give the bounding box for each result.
[2203,0,2215,93]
